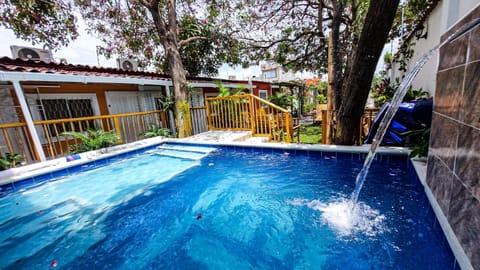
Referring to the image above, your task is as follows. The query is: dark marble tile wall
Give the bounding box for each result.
[427,6,480,269]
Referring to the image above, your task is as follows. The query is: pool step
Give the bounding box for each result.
[152,144,216,160]
[159,144,217,154]
[156,146,210,154]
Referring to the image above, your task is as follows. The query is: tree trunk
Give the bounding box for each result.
[165,41,192,138]
[148,1,192,138]
[334,0,400,145]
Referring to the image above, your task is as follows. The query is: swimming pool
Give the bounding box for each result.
[0,143,457,269]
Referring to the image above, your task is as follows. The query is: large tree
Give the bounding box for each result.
[222,0,400,145]
[1,0,241,138]
[335,0,400,144]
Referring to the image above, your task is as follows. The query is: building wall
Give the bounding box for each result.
[201,80,272,101]
[406,0,479,96]
[260,61,296,83]
[0,87,19,123]
[426,5,480,268]
[23,82,139,116]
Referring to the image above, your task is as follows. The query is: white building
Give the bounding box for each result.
[259,60,296,83]
[399,0,479,96]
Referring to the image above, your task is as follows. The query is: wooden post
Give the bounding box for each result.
[248,94,255,135]
[326,32,335,145]
[285,114,292,143]
[206,99,212,130]
[322,110,327,144]
[113,116,123,144]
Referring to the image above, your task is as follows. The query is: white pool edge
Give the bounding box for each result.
[0,137,167,185]
[411,160,473,270]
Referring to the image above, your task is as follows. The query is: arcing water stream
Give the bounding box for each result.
[351,18,480,204]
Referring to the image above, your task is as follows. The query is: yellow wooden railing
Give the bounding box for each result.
[0,122,37,164]
[321,108,380,145]
[0,110,169,164]
[205,94,293,143]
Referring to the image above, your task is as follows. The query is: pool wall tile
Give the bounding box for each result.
[0,183,14,197]
[13,178,34,191]
[33,172,53,184]
[95,158,109,166]
[428,6,480,268]
[50,169,70,179]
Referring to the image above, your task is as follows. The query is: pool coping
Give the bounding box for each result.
[0,136,167,186]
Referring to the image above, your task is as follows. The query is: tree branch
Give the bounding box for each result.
[178,36,209,47]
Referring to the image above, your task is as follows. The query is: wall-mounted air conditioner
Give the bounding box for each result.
[117,58,138,71]
[10,45,54,62]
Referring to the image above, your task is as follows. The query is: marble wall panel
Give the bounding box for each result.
[438,33,469,70]
[428,6,480,269]
[435,66,464,118]
[447,179,480,268]
[429,113,458,170]
[426,155,455,216]
[461,61,480,128]
[455,125,480,200]
[469,25,480,62]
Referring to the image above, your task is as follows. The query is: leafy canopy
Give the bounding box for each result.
[0,0,78,48]
[74,0,241,76]
[1,0,241,76]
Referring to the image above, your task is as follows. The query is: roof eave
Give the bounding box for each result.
[0,70,173,86]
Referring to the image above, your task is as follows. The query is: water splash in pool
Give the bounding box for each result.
[351,18,480,205]
[288,198,386,237]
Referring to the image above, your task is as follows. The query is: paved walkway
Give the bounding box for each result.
[178,130,263,143]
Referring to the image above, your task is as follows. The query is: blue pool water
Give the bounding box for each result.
[0,144,457,269]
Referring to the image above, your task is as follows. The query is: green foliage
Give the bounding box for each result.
[371,75,429,107]
[142,124,172,138]
[0,0,78,48]
[316,94,327,104]
[383,52,393,68]
[404,87,429,101]
[409,128,430,158]
[269,92,292,109]
[371,76,399,107]
[215,82,245,97]
[63,128,120,154]
[160,95,176,112]
[72,1,241,76]
[389,1,433,42]
[0,149,24,171]
[169,16,242,76]
[303,103,315,113]
[396,42,416,72]
[298,124,322,144]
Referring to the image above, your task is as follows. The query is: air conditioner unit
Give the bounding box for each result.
[10,45,54,62]
[117,58,138,71]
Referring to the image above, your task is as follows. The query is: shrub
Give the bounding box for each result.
[63,128,120,154]
[143,124,172,138]
[0,149,23,170]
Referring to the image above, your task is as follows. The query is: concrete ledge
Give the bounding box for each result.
[168,138,410,155]
[0,136,166,185]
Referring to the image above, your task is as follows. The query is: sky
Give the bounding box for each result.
[0,15,272,81]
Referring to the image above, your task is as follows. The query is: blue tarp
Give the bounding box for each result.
[364,99,433,146]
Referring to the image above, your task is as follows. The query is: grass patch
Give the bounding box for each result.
[298,124,322,144]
